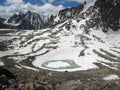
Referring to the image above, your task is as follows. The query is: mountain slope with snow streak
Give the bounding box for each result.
[0,18,120,72]
[0,0,120,72]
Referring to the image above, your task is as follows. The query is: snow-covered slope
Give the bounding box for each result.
[0,18,120,72]
[0,0,120,72]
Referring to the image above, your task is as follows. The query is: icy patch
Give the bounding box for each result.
[54,15,60,22]
[39,59,80,71]
[0,61,4,66]
[103,74,120,81]
[20,65,39,71]
[46,61,70,68]
[66,11,71,17]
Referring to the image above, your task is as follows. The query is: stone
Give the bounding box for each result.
[0,75,9,85]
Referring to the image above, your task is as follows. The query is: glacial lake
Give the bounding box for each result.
[41,60,80,69]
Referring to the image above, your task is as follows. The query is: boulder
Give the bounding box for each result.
[0,75,9,85]
[0,68,15,79]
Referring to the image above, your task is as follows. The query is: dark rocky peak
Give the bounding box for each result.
[58,4,84,20]
[24,10,48,29]
[94,0,120,31]
[0,17,16,29]
[26,10,32,14]
[5,12,25,25]
[46,15,56,26]
[24,10,42,21]
[17,11,24,16]
[0,17,5,22]
[78,0,120,32]
[3,10,50,29]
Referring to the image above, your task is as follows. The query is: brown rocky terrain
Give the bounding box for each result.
[0,64,120,90]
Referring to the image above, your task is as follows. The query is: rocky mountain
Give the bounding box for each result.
[58,4,84,20]
[0,17,15,29]
[5,12,24,26]
[4,11,49,30]
[55,0,120,32]
[94,0,120,31]
[0,17,5,22]
[1,0,120,31]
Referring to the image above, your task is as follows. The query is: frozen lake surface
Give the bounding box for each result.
[46,61,70,68]
[41,60,80,70]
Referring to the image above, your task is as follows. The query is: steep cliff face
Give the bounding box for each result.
[58,4,84,20]
[0,17,15,29]
[4,11,49,30]
[94,0,120,31]
[23,11,47,29]
[5,12,24,26]
[52,0,120,32]
[79,0,120,31]
[0,17,5,23]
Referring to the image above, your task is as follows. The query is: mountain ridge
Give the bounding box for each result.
[0,0,120,31]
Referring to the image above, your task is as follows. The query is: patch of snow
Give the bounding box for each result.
[66,11,71,17]
[82,0,96,13]
[20,65,39,71]
[103,74,120,81]
[0,61,4,66]
[0,51,14,57]
[54,15,60,22]
[101,63,118,70]
[15,65,22,69]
